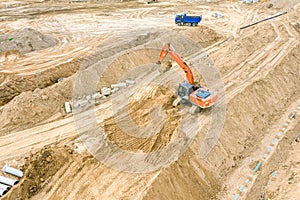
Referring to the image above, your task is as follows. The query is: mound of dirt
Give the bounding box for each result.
[0,30,161,107]
[80,31,161,70]
[0,59,80,106]
[178,25,224,48]
[2,145,74,200]
[144,149,220,200]
[97,48,159,90]
[0,77,74,134]
[158,60,172,73]
[0,28,57,54]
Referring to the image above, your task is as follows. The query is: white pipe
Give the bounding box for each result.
[0,187,9,197]
[0,183,10,191]
[125,80,136,85]
[2,164,23,178]
[0,176,18,186]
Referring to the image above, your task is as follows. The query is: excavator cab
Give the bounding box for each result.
[178,81,195,101]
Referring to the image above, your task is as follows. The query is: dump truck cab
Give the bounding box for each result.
[175,13,186,24]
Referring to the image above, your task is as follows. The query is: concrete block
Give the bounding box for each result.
[125,80,136,85]
[65,102,71,113]
[92,92,102,100]
[111,87,120,93]
[101,87,111,96]
[111,82,127,89]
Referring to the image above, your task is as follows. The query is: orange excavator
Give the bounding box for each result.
[157,43,218,114]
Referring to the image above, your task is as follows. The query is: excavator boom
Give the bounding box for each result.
[158,43,195,85]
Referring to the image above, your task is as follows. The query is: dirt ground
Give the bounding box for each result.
[0,0,299,200]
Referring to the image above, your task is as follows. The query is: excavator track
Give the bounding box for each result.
[172,96,182,107]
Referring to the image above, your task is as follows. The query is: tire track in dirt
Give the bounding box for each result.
[223,21,298,99]
[0,36,104,74]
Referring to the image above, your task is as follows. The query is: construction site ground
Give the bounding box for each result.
[0,0,300,199]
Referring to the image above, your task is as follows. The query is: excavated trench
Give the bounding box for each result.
[0,60,80,106]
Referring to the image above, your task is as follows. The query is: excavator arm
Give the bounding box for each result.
[158,43,195,85]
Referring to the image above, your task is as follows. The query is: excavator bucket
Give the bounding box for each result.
[158,60,172,73]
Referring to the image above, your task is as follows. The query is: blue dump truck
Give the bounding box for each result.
[175,13,202,26]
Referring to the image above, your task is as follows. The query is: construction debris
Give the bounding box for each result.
[111,87,119,93]
[111,82,127,89]
[92,92,102,100]
[259,192,265,200]
[57,77,65,82]
[290,132,300,144]
[101,87,111,96]
[67,80,136,111]
[0,165,22,197]
[289,112,296,119]
[242,0,259,3]
[214,12,223,18]
[73,99,89,108]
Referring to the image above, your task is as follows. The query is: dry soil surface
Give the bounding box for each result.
[0,0,299,200]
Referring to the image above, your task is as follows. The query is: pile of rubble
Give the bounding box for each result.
[65,80,136,113]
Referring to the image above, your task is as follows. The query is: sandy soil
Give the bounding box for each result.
[0,0,299,200]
